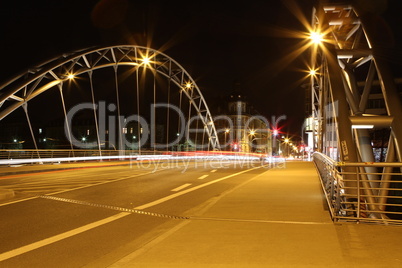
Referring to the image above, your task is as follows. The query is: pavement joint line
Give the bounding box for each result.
[37,195,190,220]
[189,216,333,225]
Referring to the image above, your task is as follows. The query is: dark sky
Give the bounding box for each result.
[1,0,401,135]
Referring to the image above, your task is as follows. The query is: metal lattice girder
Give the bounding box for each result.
[311,1,402,219]
[311,2,402,163]
[0,45,220,150]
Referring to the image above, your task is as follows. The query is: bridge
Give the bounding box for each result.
[1,1,402,267]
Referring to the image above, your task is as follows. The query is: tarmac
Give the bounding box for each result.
[2,161,402,267]
[108,161,402,268]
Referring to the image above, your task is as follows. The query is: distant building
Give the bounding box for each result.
[215,82,271,154]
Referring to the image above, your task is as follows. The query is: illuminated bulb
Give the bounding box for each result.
[310,32,323,44]
[142,57,150,65]
[67,74,75,79]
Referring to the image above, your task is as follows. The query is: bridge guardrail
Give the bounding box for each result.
[313,152,402,225]
[0,149,268,166]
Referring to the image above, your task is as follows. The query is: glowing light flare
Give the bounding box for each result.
[310,31,323,44]
[249,130,256,136]
[137,50,157,68]
[67,73,75,80]
[141,56,150,65]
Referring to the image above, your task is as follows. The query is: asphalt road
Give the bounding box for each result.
[0,159,269,267]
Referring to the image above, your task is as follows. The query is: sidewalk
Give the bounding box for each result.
[110,161,402,268]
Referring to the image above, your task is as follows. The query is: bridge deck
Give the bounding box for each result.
[1,161,402,266]
[111,161,402,267]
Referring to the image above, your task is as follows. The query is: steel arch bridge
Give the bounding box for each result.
[0,45,220,152]
[309,1,402,223]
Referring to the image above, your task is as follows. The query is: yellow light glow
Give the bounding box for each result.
[67,74,75,79]
[284,138,290,143]
[249,130,256,136]
[185,82,192,89]
[142,56,150,65]
[309,69,316,76]
[225,128,230,133]
[310,31,323,44]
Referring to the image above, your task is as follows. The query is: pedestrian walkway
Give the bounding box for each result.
[110,161,402,268]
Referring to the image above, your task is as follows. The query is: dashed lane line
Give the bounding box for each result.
[197,175,209,180]
[171,183,192,192]
[134,165,262,210]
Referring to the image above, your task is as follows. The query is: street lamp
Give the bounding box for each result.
[283,138,291,157]
[142,56,150,65]
[185,82,192,90]
[310,31,323,44]
[248,130,256,153]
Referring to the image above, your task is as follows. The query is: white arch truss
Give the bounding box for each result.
[0,45,220,150]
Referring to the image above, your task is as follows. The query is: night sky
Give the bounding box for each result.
[1,0,401,136]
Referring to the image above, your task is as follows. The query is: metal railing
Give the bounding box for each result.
[0,149,269,166]
[313,152,402,225]
[0,149,188,165]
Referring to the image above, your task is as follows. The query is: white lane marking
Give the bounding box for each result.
[197,175,209,180]
[210,169,217,173]
[171,183,192,192]
[134,165,262,210]
[0,212,130,262]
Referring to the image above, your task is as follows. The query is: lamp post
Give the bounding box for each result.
[248,130,269,154]
[224,128,230,150]
[272,129,279,156]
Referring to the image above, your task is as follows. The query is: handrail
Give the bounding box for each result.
[313,152,402,225]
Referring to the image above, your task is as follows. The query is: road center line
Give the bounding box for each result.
[210,169,217,173]
[134,165,262,210]
[197,175,209,180]
[0,212,130,262]
[171,183,192,192]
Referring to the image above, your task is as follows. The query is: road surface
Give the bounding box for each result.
[0,159,270,267]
